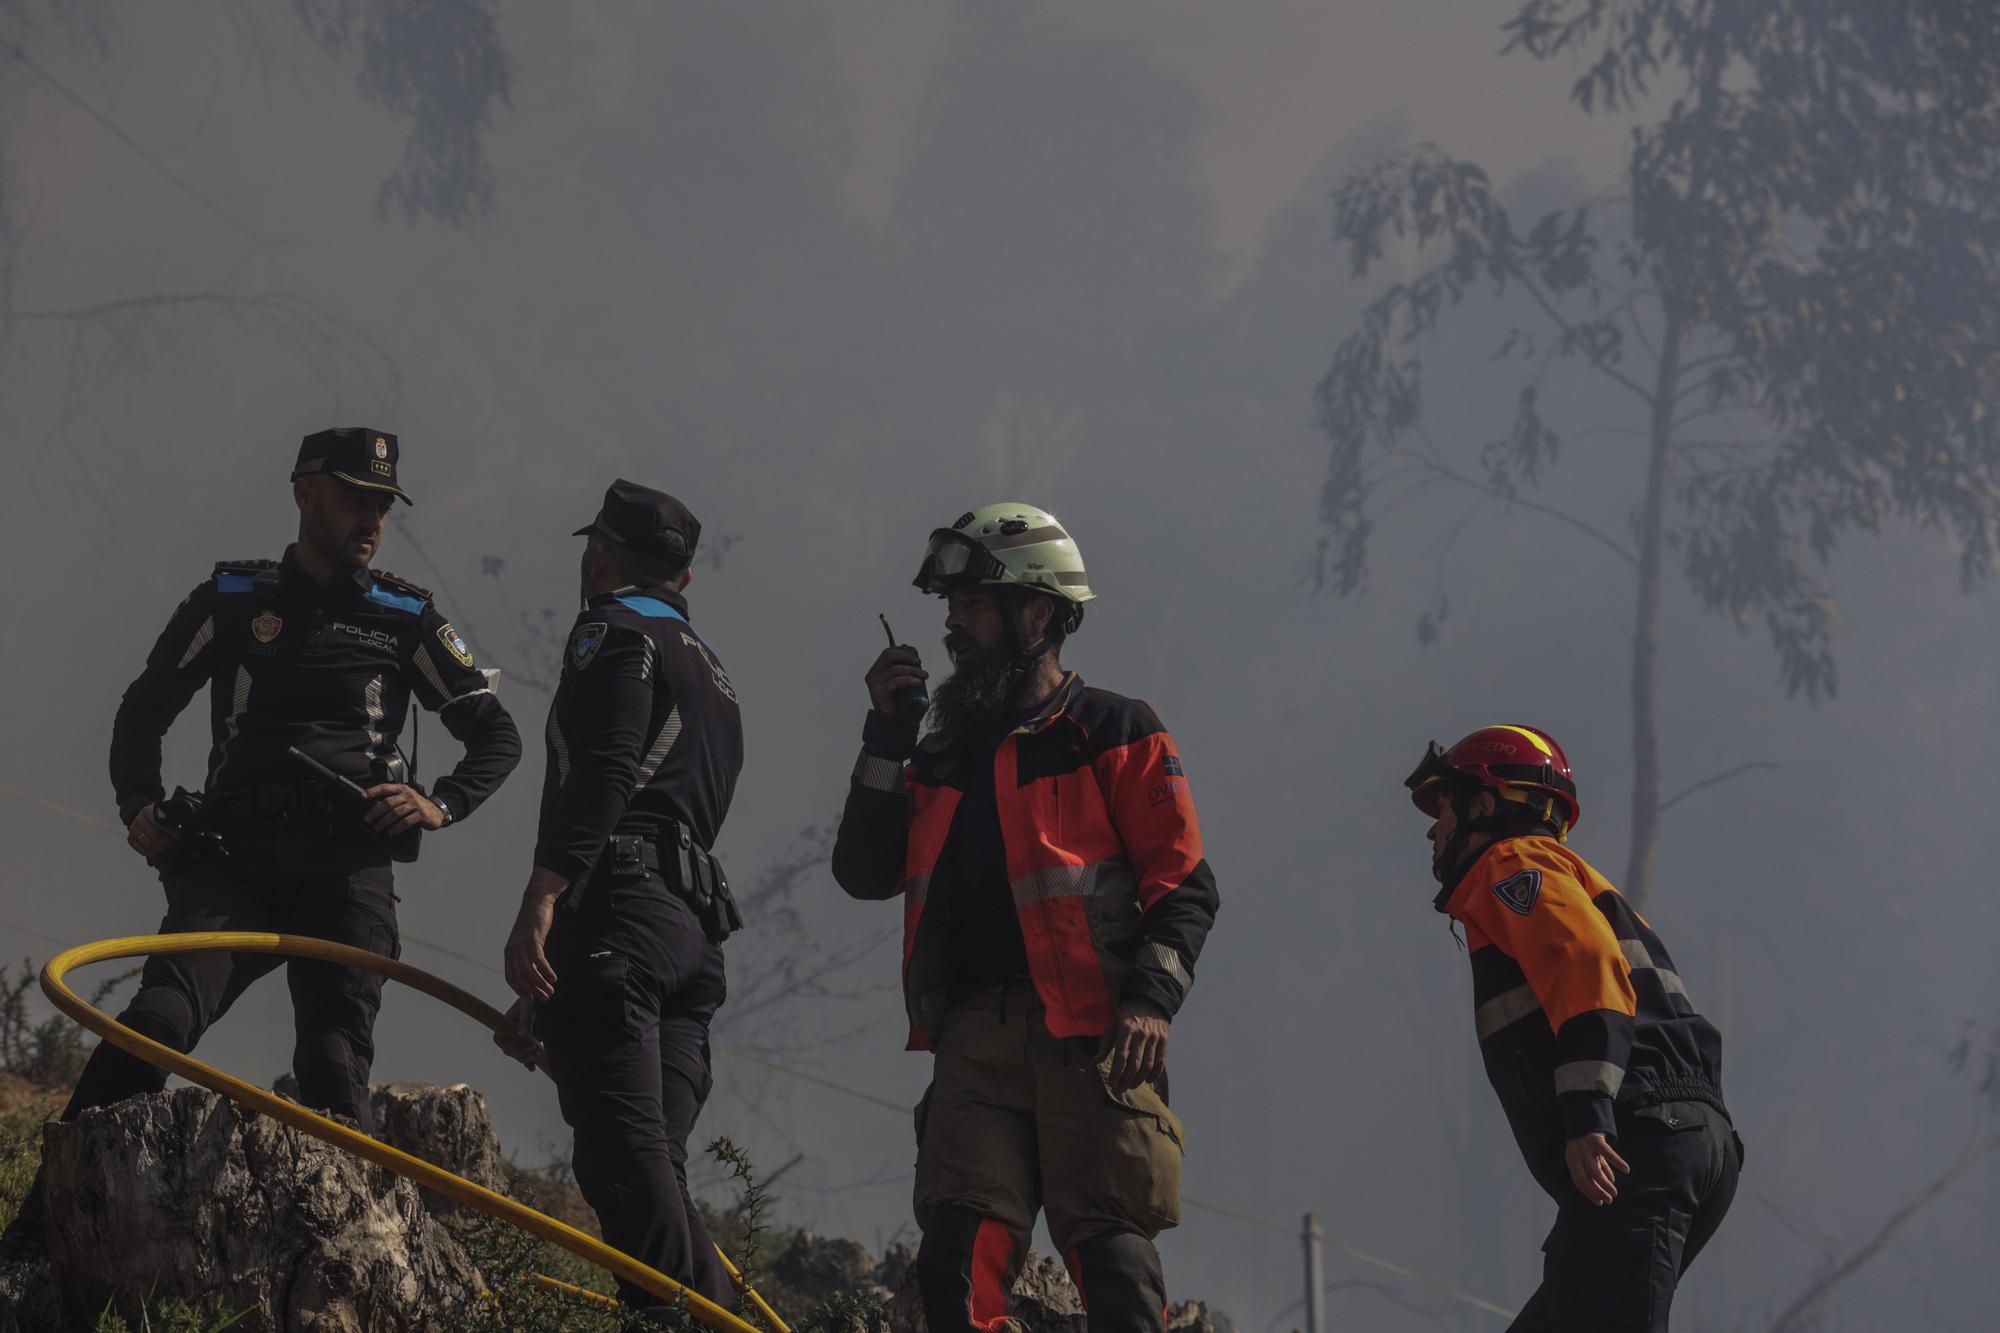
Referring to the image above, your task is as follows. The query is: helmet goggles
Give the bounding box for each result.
[1404,742,1465,818]
[913,528,1012,595]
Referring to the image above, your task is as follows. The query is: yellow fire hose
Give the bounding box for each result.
[40,932,789,1333]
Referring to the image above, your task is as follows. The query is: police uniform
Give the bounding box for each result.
[71,428,523,1133]
[1439,836,1740,1332]
[532,481,745,1312]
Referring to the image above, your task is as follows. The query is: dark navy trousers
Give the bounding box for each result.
[537,869,734,1312]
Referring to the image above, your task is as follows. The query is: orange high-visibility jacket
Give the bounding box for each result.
[1438,836,1727,1194]
[833,674,1220,1050]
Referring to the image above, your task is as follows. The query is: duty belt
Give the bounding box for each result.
[202,782,344,829]
[574,824,744,944]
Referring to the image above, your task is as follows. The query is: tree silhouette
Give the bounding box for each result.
[0,1,513,435]
[1314,0,2000,905]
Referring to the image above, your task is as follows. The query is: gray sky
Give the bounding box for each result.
[3,4,1994,1328]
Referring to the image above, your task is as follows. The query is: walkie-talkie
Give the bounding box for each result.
[878,614,929,725]
[287,746,423,863]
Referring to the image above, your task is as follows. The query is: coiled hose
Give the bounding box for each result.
[39,932,789,1333]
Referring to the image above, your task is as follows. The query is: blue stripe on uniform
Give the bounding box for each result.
[213,573,257,593]
[365,583,429,614]
[613,595,689,624]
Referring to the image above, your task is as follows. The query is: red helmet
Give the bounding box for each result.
[1405,725,1581,834]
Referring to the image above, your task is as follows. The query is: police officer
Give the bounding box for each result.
[0,428,522,1269]
[1406,726,1741,1331]
[498,480,744,1315]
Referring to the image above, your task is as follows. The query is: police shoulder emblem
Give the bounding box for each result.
[437,622,475,667]
[250,611,284,644]
[1490,868,1541,916]
[568,621,608,671]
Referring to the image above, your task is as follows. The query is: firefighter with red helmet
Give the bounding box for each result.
[1406,726,1742,1331]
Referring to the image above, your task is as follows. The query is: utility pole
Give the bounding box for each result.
[1302,1212,1327,1333]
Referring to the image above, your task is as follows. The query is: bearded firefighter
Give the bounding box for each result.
[1407,726,1742,1331]
[832,504,1220,1332]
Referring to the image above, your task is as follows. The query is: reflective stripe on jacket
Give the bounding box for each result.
[833,673,1220,1050]
[1439,836,1726,1193]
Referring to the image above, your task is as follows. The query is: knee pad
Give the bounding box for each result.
[122,985,198,1049]
[1067,1230,1166,1331]
[918,1205,1020,1333]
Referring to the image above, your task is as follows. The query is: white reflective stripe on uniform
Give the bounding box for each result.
[1554,1059,1626,1098]
[439,688,495,710]
[363,675,386,762]
[852,750,906,795]
[412,645,452,702]
[1141,941,1190,986]
[211,666,253,782]
[1618,938,1690,999]
[632,705,683,792]
[547,710,571,787]
[1009,859,1138,910]
[176,617,215,669]
[1475,983,1544,1041]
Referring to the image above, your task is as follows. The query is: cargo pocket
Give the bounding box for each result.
[548,949,641,1039]
[1083,1063,1184,1233]
[1541,1214,1677,1330]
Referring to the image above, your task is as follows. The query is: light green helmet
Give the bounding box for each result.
[913,502,1095,629]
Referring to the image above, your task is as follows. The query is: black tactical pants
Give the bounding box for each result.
[64,855,398,1133]
[1509,1100,1743,1332]
[536,870,734,1312]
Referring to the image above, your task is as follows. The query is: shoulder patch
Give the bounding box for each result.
[1490,868,1542,916]
[436,622,475,667]
[211,558,275,594]
[568,621,608,672]
[364,583,427,615]
[612,594,689,623]
[372,569,433,600]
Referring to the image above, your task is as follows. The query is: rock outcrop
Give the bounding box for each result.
[40,1086,488,1332]
[28,1080,1229,1333]
[765,1229,1224,1333]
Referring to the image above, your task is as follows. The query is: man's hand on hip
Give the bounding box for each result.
[125,803,180,861]
[361,783,446,835]
[1099,999,1170,1093]
[1565,1131,1631,1206]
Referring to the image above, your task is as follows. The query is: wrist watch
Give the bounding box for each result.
[436,797,455,828]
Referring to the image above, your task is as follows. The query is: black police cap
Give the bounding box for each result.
[292,427,412,505]
[573,478,701,568]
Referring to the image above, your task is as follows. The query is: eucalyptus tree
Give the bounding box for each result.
[1315,0,2000,904]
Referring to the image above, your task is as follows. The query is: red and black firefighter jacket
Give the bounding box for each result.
[832,673,1220,1051]
[1438,835,1728,1198]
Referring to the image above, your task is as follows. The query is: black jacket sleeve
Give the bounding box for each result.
[109,584,217,826]
[531,629,653,882]
[1090,709,1220,1021]
[830,709,918,901]
[406,603,521,822]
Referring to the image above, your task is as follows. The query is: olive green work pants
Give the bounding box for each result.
[913,985,1186,1284]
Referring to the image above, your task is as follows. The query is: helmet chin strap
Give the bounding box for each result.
[1000,590,1057,672]
[1431,787,1549,904]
